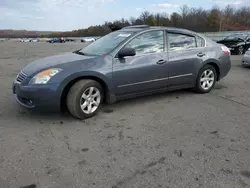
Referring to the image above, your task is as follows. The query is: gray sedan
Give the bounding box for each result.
[13,25,231,119]
[242,48,250,67]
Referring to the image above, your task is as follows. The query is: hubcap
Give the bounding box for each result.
[80,87,101,114]
[200,69,215,90]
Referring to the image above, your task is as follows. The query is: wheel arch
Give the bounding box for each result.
[202,61,220,81]
[59,73,113,112]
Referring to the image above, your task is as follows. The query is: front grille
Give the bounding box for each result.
[16,71,27,83]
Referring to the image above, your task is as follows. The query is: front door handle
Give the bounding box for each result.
[156,59,167,65]
[197,52,206,57]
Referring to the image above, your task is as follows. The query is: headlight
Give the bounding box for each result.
[29,68,63,85]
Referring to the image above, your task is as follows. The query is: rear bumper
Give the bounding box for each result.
[13,82,61,112]
[218,55,231,80]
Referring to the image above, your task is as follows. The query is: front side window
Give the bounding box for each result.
[124,30,164,55]
[79,31,134,56]
[168,33,196,51]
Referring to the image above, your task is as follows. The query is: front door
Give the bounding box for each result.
[112,30,169,96]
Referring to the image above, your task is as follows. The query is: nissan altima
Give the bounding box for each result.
[13,25,231,119]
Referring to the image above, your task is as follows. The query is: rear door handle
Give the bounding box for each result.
[156,59,167,65]
[197,52,205,57]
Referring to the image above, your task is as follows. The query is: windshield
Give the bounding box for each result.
[79,31,134,56]
[225,34,248,40]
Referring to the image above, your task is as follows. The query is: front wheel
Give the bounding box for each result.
[238,46,244,55]
[67,80,103,119]
[194,65,217,93]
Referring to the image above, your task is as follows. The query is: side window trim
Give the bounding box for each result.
[114,30,165,58]
[195,36,198,48]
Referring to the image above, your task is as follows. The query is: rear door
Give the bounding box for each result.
[112,30,169,96]
[166,32,205,87]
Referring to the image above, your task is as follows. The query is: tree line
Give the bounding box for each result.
[2,5,250,38]
[45,5,250,38]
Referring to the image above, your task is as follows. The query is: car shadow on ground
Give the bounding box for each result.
[11,89,191,121]
[16,88,194,121]
[10,83,227,123]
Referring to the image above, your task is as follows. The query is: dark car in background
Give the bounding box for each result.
[217,33,250,55]
[13,25,231,119]
[48,38,66,43]
[65,38,76,42]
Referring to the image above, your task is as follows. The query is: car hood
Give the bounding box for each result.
[217,39,243,46]
[22,52,96,76]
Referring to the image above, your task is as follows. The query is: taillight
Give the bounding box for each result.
[221,46,230,55]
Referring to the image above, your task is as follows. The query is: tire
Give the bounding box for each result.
[194,65,217,93]
[238,46,244,55]
[67,79,103,119]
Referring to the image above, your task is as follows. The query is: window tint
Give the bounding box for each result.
[196,36,205,47]
[124,31,164,55]
[168,33,196,51]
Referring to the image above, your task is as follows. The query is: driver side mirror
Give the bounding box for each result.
[117,47,136,58]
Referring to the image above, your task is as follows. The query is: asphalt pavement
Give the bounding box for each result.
[0,41,250,188]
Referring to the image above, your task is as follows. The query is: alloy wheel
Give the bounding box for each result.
[200,69,215,90]
[80,87,101,114]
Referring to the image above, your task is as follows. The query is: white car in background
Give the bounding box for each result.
[81,37,96,42]
[242,48,250,67]
[20,39,30,42]
[30,39,39,42]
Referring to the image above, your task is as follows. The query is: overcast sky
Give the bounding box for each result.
[0,0,247,31]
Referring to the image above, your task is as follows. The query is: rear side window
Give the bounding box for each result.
[168,33,196,51]
[196,36,205,47]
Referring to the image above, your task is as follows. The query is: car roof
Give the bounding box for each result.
[121,25,203,37]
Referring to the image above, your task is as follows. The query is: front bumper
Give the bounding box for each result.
[13,82,61,112]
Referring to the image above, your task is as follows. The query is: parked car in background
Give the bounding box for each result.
[20,39,30,42]
[65,38,76,42]
[13,25,231,119]
[242,48,250,67]
[30,38,39,42]
[81,38,95,42]
[217,33,250,55]
[48,38,65,43]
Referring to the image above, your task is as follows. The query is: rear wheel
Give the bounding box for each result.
[194,65,217,93]
[67,80,103,119]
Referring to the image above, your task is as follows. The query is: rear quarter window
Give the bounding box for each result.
[196,36,205,47]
